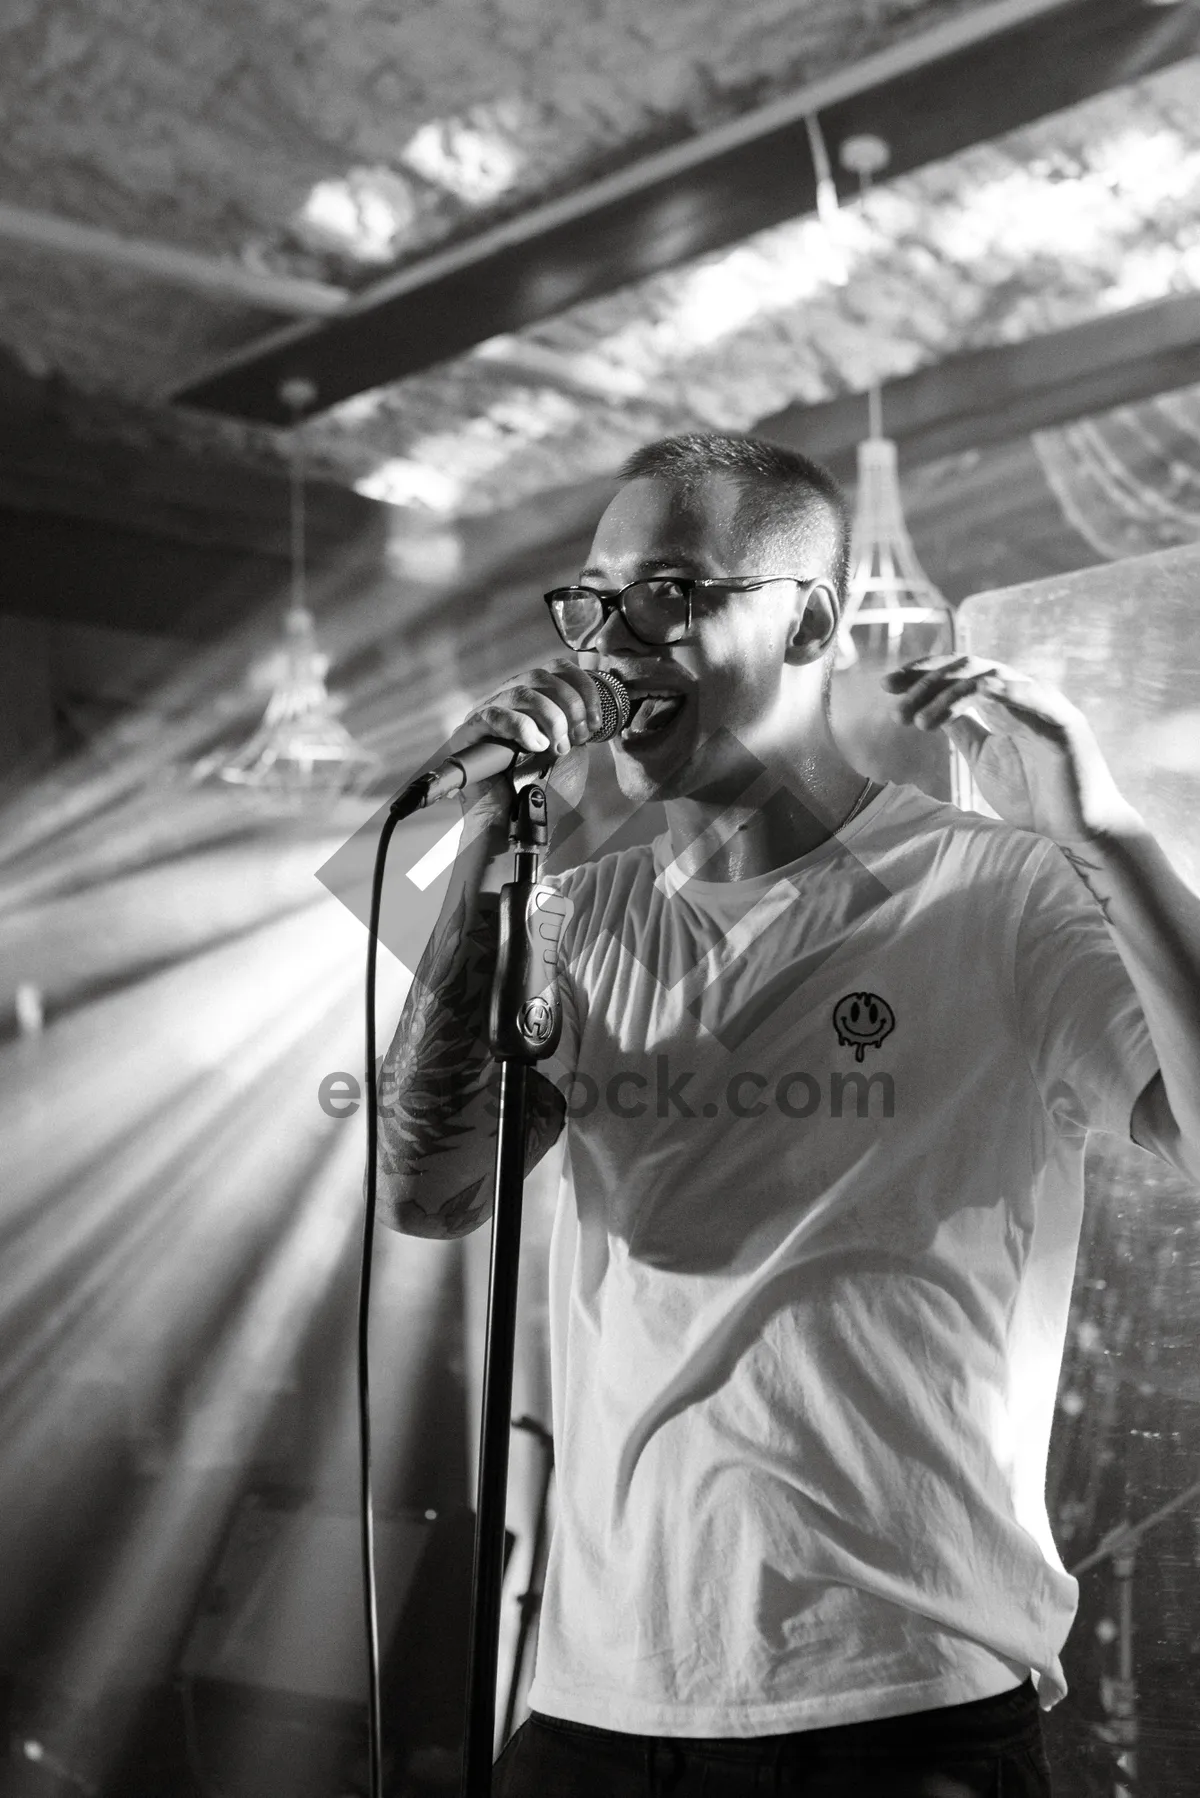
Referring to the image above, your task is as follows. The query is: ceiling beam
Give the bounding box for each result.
[754,291,1200,479]
[171,0,1200,423]
[4,285,1195,638]
[0,201,349,317]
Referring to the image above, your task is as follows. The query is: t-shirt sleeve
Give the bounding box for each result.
[1013,840,1159,1139]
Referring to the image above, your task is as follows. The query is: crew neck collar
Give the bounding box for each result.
[651,779,896,893]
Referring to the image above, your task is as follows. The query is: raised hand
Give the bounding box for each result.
[883,653,1144,845]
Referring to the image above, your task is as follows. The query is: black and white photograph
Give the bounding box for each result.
[2,4,1200,1795]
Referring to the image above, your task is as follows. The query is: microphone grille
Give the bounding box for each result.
[591,671,631,740]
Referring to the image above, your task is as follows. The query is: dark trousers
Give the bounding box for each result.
[493,1677,1052,1796]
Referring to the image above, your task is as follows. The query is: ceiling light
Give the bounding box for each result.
[193,381,378,809]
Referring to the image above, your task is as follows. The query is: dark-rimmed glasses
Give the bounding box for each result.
[544,575,818,650]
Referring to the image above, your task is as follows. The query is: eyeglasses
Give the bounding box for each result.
[544,575,819,650]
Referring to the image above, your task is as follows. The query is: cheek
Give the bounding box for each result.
[694,619,784,718]
[697,610,768,677]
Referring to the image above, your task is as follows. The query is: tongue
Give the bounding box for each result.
[624,694,683,736]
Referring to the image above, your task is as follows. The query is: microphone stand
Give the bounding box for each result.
[460,778,568,1798]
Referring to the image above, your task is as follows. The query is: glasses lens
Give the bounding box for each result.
[550,589,605,647]
[624,578,690,644]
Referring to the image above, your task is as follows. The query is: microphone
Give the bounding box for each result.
[393,672,631,814]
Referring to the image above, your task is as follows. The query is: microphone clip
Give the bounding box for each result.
[488,780,571,1063]
[507,777,550,851]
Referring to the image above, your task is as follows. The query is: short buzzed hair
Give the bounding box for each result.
[619,432,851,601]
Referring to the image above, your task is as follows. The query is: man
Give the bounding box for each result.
[378,435,1200,1796]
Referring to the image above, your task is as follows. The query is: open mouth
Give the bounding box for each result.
[620,691,687,742]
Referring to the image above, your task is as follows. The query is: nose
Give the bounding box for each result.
[582,602,645,658]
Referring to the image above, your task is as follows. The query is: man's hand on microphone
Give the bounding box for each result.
[451,662,611,765]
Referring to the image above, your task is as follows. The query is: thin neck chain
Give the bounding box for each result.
[840,776,875,831]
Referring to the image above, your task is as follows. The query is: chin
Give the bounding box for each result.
[610,748,668,806]
[609,729,697,805]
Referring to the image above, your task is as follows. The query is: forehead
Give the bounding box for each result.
[585,474,741,576]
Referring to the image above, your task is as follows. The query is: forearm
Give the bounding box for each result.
[1062,825,1200,1170]
[376,800,569,1235]
[377,807,509,1237]
[375,659,610,1235]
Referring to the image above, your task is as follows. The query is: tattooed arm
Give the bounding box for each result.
[376,810,568,1238]
[376,658,611,1234]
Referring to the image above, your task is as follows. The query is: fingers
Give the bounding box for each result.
[880,653,973,694]
[882,653,991,695]
[553,664,610,737]
[884,656,1005,731]
[464,663,607,756]
[908,674,995,731]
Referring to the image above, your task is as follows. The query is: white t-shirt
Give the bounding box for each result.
[524,782,1158,1737]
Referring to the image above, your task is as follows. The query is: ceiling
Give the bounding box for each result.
[4,2,994,271]
[325,52,1200,516]
[0,2,1197,489]
[0,0,989,399]
[1,0,1200,681]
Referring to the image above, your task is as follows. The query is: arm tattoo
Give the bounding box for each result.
[1060,846,1115,924]
[390,1174,492,1239]
[386,1074,566,1238]
[378,889,497,1179]
[524,1070,568,1175]
[377,891,567,1234]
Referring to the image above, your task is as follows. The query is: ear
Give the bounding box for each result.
[783,579,841,666]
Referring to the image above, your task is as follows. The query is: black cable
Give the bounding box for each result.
[356,774,433,1798]
[357,794,413,1798]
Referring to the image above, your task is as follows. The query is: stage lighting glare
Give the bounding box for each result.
[929,124,1200,270]
[384,517,464,584]
[356,456,463,512]
[297,169,419,265]
[401,102,528,207]
[50,1127,365,1758]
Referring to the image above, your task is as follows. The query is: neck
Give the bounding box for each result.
[663,719,875,882]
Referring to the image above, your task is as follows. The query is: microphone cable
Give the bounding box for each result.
[357,802,401,1798]
[355,775,474,1798]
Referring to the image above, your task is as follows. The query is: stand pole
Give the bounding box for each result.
[459,782,569,1798]
[461,1061,530,1798]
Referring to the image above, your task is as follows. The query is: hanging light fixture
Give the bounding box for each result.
[840,428,954,665]
[803,125,974,808]
[193,378,378,809]
[829,133,956,672]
